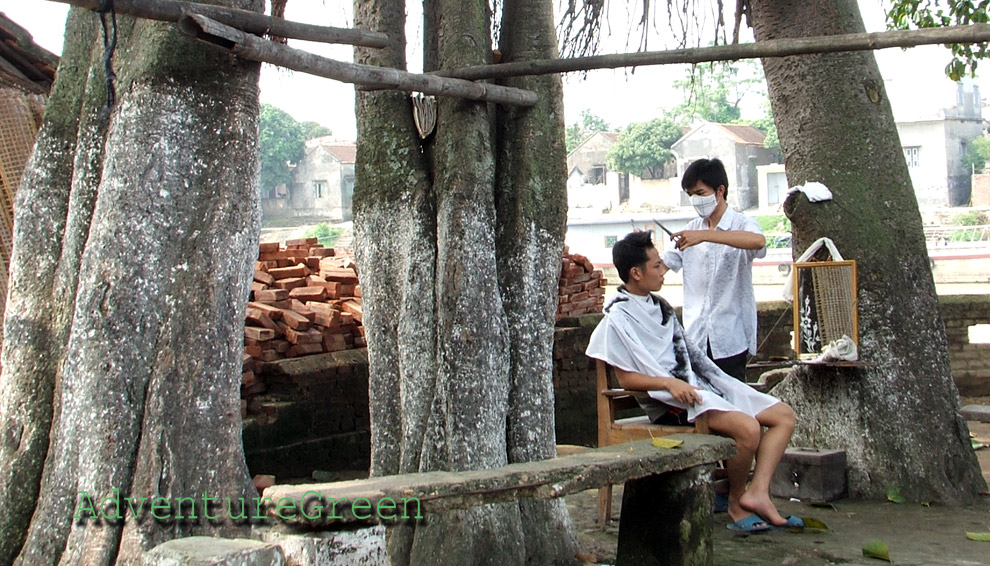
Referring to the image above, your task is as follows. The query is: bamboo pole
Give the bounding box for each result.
[177,14,538,107]
[438,23,990,81]
[49,0,388,48]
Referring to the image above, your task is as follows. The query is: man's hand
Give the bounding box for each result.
[671,230,707,250]
[664,378,703,406]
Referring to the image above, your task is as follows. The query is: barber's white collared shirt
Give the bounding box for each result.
[661,207,766,358]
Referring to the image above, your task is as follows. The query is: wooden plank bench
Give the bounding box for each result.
[264,434,734,566]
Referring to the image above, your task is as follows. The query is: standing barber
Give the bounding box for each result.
[661,158,766,381]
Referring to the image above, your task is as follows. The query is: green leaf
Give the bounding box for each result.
[801,517,830,532]
[808,501,837,511]
[972,438,986,450]
[886,485,906,504]
[650,438,683,449]
[965,532,990,541]
[862,540,892,562]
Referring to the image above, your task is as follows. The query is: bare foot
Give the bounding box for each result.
[739,491,787,526]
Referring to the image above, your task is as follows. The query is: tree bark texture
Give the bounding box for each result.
[0,2,262,563]
[750,0,986,503]
[353,0,576,563]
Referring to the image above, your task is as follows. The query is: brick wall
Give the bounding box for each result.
[939,294,990,396]
[243,349,370,479]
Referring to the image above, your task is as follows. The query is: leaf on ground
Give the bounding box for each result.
[886,485,906,504]
[651,437,683,449]
[801,517,830,532]
[809,501,837,510]
[862,540,892,562]
[965,532,990,541]
[972,438,986,450]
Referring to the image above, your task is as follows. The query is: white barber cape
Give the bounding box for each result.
[586,287,778,423]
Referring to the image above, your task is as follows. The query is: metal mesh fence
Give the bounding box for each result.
[0,87,46,342]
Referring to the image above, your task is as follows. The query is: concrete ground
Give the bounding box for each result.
[568,405,990,566]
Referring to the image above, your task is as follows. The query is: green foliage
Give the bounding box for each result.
[951,209,986,226]
[755,214,791,233]
[259,104,305,196]
[605,118,682,178]
[301,121,332,140]
[304,223,343,247]
[963,136,990,173]
[669,61,765,125]
[887,1,990,80]
[259,105,332,198]
[756,214,791,248]
[565,109,610,152]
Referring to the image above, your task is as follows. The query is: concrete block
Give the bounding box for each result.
[960,405,990,422]
[144,537,284,566]
[771,448,847,502]
[262,526,386,566]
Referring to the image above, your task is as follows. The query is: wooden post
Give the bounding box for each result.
[49,0,388,47]
[177,14,539,107]
[438,23,990,81]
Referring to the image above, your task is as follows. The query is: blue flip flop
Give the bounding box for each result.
[726,514,770,534]
[714,493,730,513]
[769,515,805,531]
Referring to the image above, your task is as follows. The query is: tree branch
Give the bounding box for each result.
[49,0,388,48]
[439,22,990,80]
[178,14,538,107]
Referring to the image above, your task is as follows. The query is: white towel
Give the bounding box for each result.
[787,181,833,202]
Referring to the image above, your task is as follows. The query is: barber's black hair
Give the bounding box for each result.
[681,158,729,199]
[612,231,654,283]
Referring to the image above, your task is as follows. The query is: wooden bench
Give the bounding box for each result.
[597,359,711,525]
[264,435,734,566]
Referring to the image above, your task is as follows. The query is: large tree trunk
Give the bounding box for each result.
[0,2,261,563]
[750,0,986,503]
[496,0,577,562]
[354,0,576,563]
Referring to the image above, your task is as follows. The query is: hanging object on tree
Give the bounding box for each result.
[412,93,436,139]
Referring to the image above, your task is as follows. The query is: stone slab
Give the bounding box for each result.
[144,537,284,566]
[960,404,990,422]
[264,434,734,526]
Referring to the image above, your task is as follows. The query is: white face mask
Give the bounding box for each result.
[690,193,718,218]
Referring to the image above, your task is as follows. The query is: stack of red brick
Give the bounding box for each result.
[242,238,365,402]
[557,250,606,320]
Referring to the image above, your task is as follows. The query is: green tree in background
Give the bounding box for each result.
[669,62,752,123]
[565,109,610,152]
[258,104,331,197]
[301,120,332,140]
[605,117,682,178]
[963,136,990,173]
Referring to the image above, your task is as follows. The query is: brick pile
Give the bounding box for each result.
[242,238,364,406]
[557,249,606,320]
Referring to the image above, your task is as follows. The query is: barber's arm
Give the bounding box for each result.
[613,367,702,406]
[671,229,765,251]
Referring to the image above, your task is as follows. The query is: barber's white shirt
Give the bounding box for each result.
[661,207,766,359]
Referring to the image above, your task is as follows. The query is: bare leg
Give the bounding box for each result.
[739,403,797,526]
[706,410,763,524]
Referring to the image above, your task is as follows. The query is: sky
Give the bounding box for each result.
[4,0,989,140]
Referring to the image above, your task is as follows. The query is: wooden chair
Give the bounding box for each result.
[596,359,711,525]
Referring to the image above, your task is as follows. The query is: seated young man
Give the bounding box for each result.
[586,231,801,533]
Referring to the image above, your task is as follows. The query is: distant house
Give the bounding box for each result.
[262,137,356,222]
[566,132,630,210]
[670,121,779,210]
[895,81,983,207]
